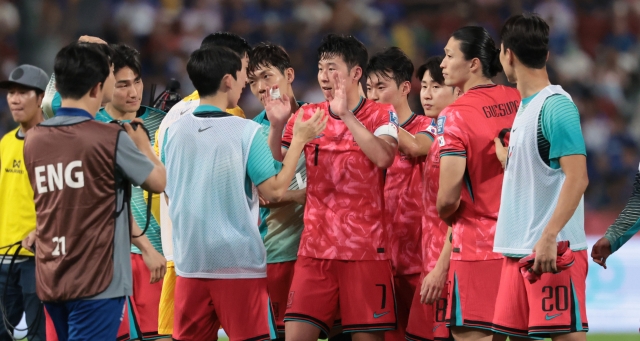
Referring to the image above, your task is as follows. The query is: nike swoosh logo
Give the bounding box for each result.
[373,311,389,319]
[198,126,212,132]
[433,324,442,332]
[545,313,562,320]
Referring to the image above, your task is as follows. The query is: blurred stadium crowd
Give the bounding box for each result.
[1,0,640,214]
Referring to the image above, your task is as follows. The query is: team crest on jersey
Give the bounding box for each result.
[437,116,446,134]
[389,111,399,126]
[438,136,445,147]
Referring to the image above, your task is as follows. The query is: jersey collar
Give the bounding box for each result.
[55,107,94,120]
[329,97,365,120]
[400,112,416,128]
[468,84,497,92]
[15,128,24,140]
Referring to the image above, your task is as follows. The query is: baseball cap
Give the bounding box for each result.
[0,64,49,92]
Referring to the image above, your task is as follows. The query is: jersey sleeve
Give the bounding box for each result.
[372,105,399,140]
[417,118,437,141]
[438,107,468,158]
[605,170,640,253]
[116,131,155,186]
[247,127,281,186]
[540,95,587,163]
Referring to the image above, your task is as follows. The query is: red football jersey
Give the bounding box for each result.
[282,98,399,261]
[438,84,520,261]
[385,113,432,275]
[421,117,449,273]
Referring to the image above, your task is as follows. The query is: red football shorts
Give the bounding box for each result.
[44,307,58,341]
[492,250,589,338]
[173,276,276,341]
[385,273,420,341]
[406,272,452,341]
[446,259,502,331]
[267,260,296,334]
[284,256,397,337]
[117,253,166,341]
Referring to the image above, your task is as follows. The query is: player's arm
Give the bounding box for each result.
[268,121,289,162]
[340,111,398,168]
[534,155,587,274]
[533,97,588,274]
[257,109,326,202]
[436,108,468,224]
[421,226,452,304]
[330,73,397,168]
[398,128,433,158]
[436,156,465,225]
[593,171,640,268]
[130,219,166,284]
[261,189,306,208]
[494,137,508,168]
[123,119,166,193]
[342,113,397,168]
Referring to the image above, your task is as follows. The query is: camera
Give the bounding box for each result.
[110,120,150,140]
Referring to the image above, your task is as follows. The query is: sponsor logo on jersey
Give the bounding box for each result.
[437,116,446,134]
[5,159,24,174]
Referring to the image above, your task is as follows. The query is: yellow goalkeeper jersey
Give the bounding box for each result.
[0,128,35,256]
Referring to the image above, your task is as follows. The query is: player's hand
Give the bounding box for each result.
[124,118,150,150]
[292,108,327,144]
[142,248,167,284]
[420,266,447,305]
[21,230,36,253]
[493,137,507,169]
[532,233,558,274]
[591,237,612,269]
[291,189,307,206]
[327,72,349,117]
[263,86,291,125]
[78,35,107,45]
[259,193,270,206]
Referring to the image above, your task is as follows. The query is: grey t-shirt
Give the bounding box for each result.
[39,116,155,300]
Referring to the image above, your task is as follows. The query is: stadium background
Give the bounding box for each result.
[1,0,639,339]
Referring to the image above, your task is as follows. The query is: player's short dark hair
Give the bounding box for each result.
[187,46,242,97]
[416,56,445,84]
[452,26,502,78]
[500,13,550,69]
[317,34,368,78]
[366,47,414,87]
[110,43,141,78]
[54,42,112,100]
[201,32,251,58]
[247,43,292,77]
